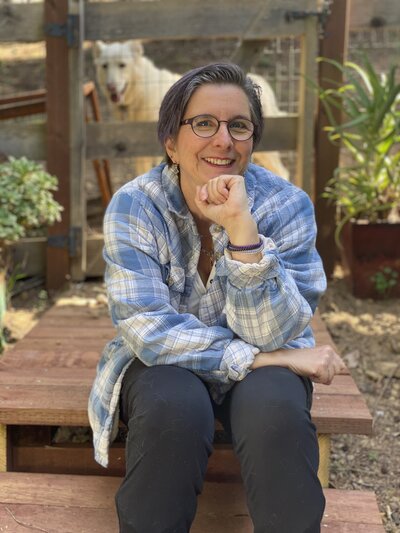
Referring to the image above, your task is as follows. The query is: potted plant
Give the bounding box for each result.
[0,157,63,350]
[317,55,400,298]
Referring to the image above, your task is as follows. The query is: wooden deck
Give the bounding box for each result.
[0,472,385,533]
[0,303,372,434]
[0,300,383,532]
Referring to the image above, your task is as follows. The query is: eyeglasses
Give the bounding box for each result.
[180,114,254,141]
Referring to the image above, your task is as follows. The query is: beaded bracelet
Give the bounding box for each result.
[227,239,263,253]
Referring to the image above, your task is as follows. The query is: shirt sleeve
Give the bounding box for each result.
[103,190,257,385]
[219,187,326,352]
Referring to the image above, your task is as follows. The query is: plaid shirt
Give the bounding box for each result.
[88,163,326,467]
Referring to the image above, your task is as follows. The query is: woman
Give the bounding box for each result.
[89,63,344,532]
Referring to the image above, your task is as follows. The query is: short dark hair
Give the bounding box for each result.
[157,63,264,166]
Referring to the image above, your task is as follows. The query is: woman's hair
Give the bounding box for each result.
[157,63,264,166]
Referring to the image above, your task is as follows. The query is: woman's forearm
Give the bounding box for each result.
[250,346,346,385]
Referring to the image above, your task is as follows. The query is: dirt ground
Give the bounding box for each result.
[3,268,400,532]
[318,271,400,533]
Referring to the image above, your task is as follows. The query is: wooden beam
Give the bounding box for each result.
[0,99,45,120]
[85,0,309,41]
[0,122,46,161]
[0,0,323,43]
[350,0,400,28]
[86,116,298,159]
[295,0,319,196]
[315,0,350,279]
[0,3,43,42]
[45,0,71,290]
[68,0,86,281]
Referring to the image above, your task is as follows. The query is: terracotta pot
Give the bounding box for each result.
[341,221,400,299]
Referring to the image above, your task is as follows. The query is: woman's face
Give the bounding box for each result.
[165,83,253,199]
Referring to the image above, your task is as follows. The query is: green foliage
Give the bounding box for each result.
[316,55,400,242]
[370,266,399,298]
[0,157,63,267]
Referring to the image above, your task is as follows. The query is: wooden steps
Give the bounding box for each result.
[0,302,383,531]
[0,304,373,434]
[0,304,373,487]
[0,472,385,532]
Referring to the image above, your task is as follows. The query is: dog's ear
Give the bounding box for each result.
[129,40,144,58]
[92,40,106,60]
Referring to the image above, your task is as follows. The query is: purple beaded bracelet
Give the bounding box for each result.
[227,239,263,252]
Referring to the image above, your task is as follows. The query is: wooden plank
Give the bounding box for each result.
[0,122,46,160]
[295,0,319,196]
[0,368,95,386]
[10,337,108,351]
[0,505,119,533]
[37,315,112,328]
[86,233,106,277]
[85,0,309,41]
[24,326,113,340]
[0,3,43,42]
[323,488,384,525]
[0,381,372,433]
[0,474,385,532]
[313,375,360,396]
[45,0,71,290]
[0,0,324,43]
[10,442,239,480]
[0,350,103,369]
[11,443,126,477]
[0,90,46,106]
[86,116,298,159]
[0,99,45,120]
[69,0,86,282]
[350,0,400,28]
[0,425,6,472]
[315,0,350,279]
[9,236,46,278]
[0,473,119,508]
[0,384,90,426]
[311,394,373,435]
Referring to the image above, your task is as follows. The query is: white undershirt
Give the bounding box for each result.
[187,263,216,317]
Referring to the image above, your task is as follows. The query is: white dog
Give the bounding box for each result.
[93,40,180,176]
[93,40,289,179]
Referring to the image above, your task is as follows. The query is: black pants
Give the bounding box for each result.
[116,360,325,533]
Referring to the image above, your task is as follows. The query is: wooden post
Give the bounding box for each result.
[296,0,319,197]
[314,0,350,278]
[45,0,71,290]
[69,0,86,281]
[0,425,7,472]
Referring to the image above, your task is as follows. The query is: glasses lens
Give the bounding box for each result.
[192,115,219,137]
[228,118,254,140]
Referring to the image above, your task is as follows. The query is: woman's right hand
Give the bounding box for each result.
[251,345,346,385]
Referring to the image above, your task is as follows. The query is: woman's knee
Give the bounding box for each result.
[121,362,215,442]
[229,366,314,444]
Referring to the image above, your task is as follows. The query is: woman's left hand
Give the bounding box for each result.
[194,175,252,233]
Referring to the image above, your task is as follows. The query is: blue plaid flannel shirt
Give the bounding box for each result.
[88,162,326,467]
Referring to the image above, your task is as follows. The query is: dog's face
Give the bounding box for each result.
[93,40,144,104]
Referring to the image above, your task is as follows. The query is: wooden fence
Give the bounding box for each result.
[0,0,346,286]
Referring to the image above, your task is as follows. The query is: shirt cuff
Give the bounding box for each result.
[220,235,280,288]
[219,338,259,381]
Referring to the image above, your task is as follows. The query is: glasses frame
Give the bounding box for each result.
[180,114,255,141]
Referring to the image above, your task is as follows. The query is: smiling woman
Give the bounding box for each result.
[88,62,344,533]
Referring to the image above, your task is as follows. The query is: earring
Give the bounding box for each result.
[171,162,180,178]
